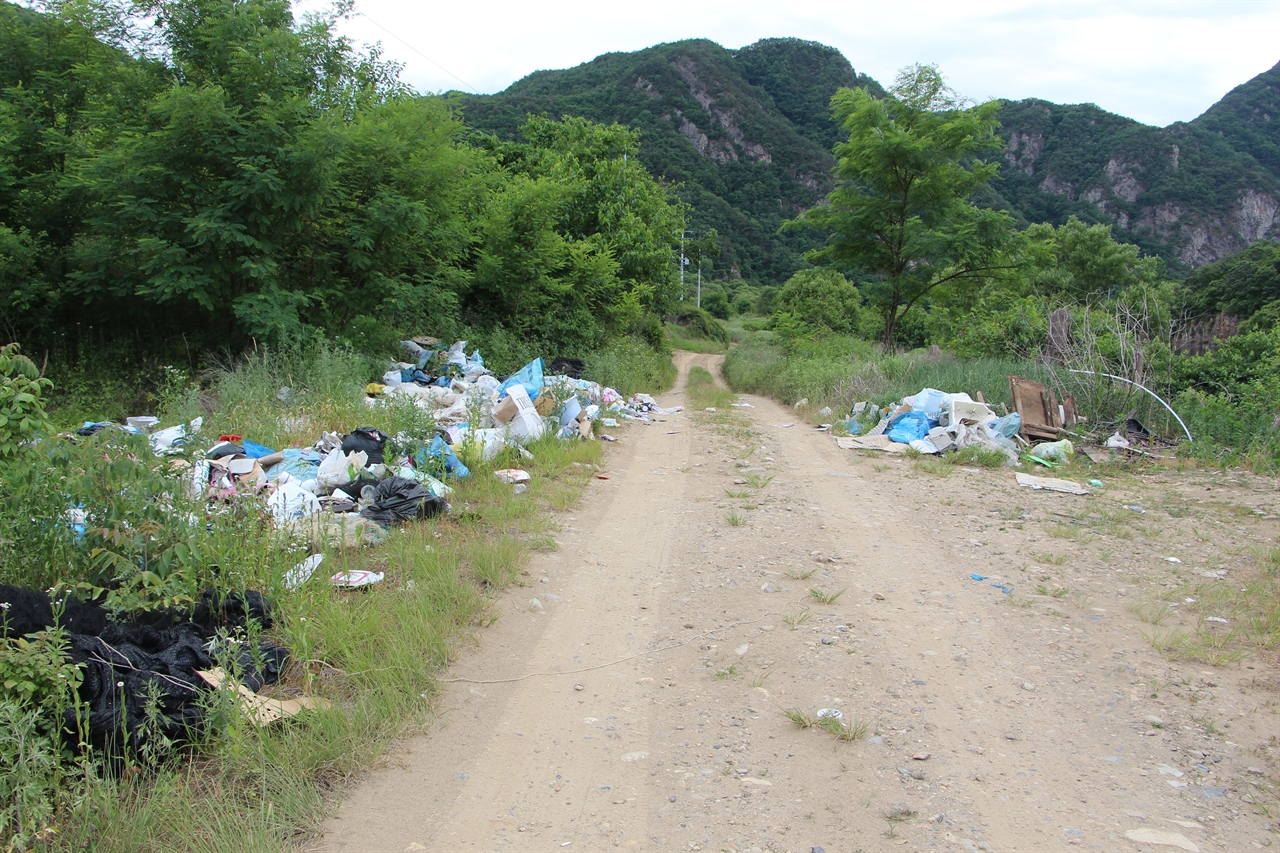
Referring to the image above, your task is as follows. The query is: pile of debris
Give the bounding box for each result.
[830,373,1190,494]
[68,340,680,575]
[10,339,687,759]
[0,583,317,764]
[834,385,1027,465]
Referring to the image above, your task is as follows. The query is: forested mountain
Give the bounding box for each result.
[992,62,1280,269]
[463,45,1280,278]
[462,38,884,284]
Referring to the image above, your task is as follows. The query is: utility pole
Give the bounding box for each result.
[679,229,690,301]
[696,260,702,308]
[680,230,685,296]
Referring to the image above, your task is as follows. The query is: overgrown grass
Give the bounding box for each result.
[667,324,725,354]
[0,344,625,851]
[723,331,1050,416]
[582,335,676,396]
[687,366,735,410]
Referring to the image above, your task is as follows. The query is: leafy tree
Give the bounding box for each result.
[791,64,1014,348]
[771,268,867,333]
[1185,240,1280,322]
[467,116,686,351]
[0,343,51,459]
[1023,216,1163,300]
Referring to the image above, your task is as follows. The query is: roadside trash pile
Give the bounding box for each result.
[70,340,673,564]
[6,339,682,764]
[835,386,1025,464]
[832,374,1180,496]
[0,583,316,761]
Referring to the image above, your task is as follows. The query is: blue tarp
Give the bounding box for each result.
[886,411,935,444]
[497,357,544,401]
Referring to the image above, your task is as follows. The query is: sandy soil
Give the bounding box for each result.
[316,351,1279,853]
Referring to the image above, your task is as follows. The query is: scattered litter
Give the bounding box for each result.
[494,469,531,484]
[1205,616,1229,624]
[1106,431,1131,449]
[196,668,331,726]
[816,708,843,720]
[1128,505,1147,513]
[1165,557,1182,564]
[1088,478,1104,487]
[284,554,324,590]
[1015,473,1090,495]
[730,403,753,408]
[990,583,1014,594]
[595,473,610,480]
[1123,828,1200,852]
[970,574,989,581]
[330,570,384,588]
[837,434,907,454]
[600,434,616,442]
[777,423,795,428]
[704,407,717,412]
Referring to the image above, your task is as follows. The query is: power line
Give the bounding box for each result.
[357,10,481,94]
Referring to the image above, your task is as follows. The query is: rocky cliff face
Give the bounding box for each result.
[466,43,1278,279]
[992,62,1280,269]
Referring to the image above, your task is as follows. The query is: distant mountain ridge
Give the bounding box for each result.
[461,41,1280,280]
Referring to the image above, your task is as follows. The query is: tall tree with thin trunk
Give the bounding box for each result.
[790,64,1014,349]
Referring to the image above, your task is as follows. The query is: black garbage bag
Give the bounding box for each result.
[341,426,389,464]
[190,588,274,633]
[0,584,109,639]
[64,623,213,760]
[360,476,444,525]
[548,357,585,379]
[1,584,286,765]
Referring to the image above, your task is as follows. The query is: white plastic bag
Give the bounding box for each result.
[316,448,367,489]
[268,481,322,525]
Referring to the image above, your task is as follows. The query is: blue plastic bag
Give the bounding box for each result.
[844,417,862,436]
[265,448,322,481]
[242,439,276,458]
[992,412,1022,438]
[498,357,545,401]
[420,436,471,480]
[886,411,935,444]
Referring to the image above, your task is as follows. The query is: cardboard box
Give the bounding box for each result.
[494,384,535,425]
[534,389,556,417]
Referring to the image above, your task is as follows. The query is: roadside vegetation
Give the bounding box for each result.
[0,343,627,850]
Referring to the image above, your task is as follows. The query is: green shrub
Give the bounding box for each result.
[772,269,870,335]
[582,335,676,396]
[0,344,53,460]
[665,306,729,343]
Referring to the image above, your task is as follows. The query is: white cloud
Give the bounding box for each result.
[306,0,1278,126]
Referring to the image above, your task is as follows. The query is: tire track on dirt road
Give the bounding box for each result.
[318,351,1276,853]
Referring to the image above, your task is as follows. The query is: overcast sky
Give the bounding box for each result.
[300,0,1279,127]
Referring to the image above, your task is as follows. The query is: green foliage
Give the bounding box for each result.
[1,1,686,368]
[723,329,1047,412]
[1184,240,1280,322]
[666,305,729,344]
[462,38,865,284]
[0,697,65,848]
[0,343,52,459]
[1023,216,1164,300]
[793,64,1015,348]
[772,268,870,334]
[581,334,677,396]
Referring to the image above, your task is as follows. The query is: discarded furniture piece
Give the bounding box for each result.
[1008,375,1076,442]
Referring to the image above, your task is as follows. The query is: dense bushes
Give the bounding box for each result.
[0,1,685,372]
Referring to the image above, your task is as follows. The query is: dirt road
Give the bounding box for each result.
[318,352,1278,853]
